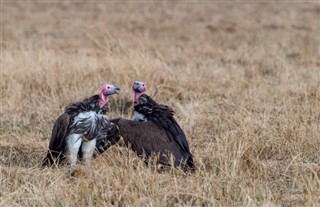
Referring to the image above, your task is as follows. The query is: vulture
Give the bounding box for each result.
[42,84,120,168]
[96,81,195,172]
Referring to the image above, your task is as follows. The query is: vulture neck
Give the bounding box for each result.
[99,93,109,108]
[133,91,145,105]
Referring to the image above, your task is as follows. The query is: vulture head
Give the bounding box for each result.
[99,84,120,108]
[132,81,146,105]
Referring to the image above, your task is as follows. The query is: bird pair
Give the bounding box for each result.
[43,81,195,172]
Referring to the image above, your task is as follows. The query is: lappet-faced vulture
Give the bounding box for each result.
[42,84,120,168]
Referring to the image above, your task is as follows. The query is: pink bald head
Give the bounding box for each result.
[99,84,120,108]
[132,81,146,105]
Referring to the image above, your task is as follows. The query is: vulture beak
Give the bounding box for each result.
[107,87,120,95]
[114,87,120,94]
[102,84,121,96]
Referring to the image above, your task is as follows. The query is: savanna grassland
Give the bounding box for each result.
[1,1,320,206]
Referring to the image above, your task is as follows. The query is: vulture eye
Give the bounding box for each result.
[107,86,110,89]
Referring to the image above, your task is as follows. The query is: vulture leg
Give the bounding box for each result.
[81,138,97,165]
[66,134,82,168]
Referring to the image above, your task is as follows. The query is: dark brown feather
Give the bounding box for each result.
[101,118,195,172]
[133,94,194,170]
[49,113,70,152]
[42,113,70,166]
[65,95,108,115]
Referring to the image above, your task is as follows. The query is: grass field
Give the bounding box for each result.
[1,1,320,206]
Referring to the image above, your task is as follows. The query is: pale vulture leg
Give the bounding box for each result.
[81,138,97,165]
[66,134,82,168]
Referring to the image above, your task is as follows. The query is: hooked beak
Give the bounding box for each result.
[103,87,120,96]
[114,87,120,94]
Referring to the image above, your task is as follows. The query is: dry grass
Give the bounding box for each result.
[1,2,320,206]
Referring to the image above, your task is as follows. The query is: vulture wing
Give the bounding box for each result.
[115,119,173,161]
[42,113,70,166]
[134,95,191,156]
[111,118,195,171]
[49,112,70,152]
